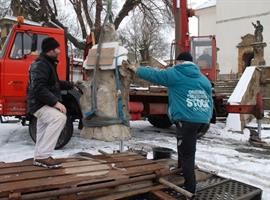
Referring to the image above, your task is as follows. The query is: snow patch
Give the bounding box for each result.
[0,121,269,199]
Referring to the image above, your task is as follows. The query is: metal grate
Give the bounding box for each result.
[194,180,261,200]
[123,176,262,200]
[196,176,226,191]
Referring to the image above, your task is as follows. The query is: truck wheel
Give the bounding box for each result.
[29,115,73,149]
[148,115,172,128]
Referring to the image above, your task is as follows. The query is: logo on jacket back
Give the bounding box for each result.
[186,90,210,112]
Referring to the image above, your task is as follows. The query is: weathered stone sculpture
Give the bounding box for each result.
[251,21,267,66]
[79,23,131,142]
[252,20,263,42]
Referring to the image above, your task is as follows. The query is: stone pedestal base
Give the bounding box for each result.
[251,42,267,66]
[81,125,130,141]
[79,64,131,142]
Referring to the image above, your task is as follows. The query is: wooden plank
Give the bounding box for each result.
[58,193,77,200]
[0,160,105,175]
[116,180,153,192]
[78,181,154,199]
[77,188,114,199]
[0,159,155,184]
[73,154,145,164]
[95,184,165,200]
[86,48,115,66]
[94,175,188,200]
[99,152,138,157]
[0,155,144,176]
[0,171,128,195]
[99,155,146,163]
[122,163,165,176]
[0,152,139,169]
[0,162,163,194]
[0,158,79,169]
[159,177,194,198]
[84,151,138,159]
[115,159,154,168]
[0,163,111,184]
[151,190,177,200]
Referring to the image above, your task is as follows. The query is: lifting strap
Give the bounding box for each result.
[83,0,128,127]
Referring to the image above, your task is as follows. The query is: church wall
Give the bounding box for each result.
[195,6,216,36]
[196,0,270,75]
[216,0,270,74]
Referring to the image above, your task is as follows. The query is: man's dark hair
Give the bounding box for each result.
[176,52,193,62]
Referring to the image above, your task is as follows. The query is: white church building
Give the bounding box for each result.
[195,0,270,78]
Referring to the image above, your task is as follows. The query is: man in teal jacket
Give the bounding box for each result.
[128,52,213,195]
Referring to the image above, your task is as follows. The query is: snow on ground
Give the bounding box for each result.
[0,120,270,199]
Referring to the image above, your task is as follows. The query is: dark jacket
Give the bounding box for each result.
[27,53,73,114]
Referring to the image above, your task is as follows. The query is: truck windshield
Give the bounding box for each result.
[191,37,213,69]
[0,30,12,58]
[8,32,48,59]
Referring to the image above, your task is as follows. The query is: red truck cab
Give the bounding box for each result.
[0,20,82,149]
[0,23,67,116]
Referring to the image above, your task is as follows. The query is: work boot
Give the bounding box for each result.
[33,157,62,169]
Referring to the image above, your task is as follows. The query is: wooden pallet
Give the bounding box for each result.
[0,152,209,200]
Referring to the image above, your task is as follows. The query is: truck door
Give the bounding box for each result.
[1,31,47,115]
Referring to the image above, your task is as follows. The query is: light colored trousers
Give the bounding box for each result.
[33,105,67,159]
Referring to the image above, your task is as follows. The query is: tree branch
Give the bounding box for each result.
[69,0,87,38]
[52,0,58,16]
[82,0,93,29]
[46,19,85,49]
[94,0,102,41]
[19,0,84,49]
[114,0,141,30]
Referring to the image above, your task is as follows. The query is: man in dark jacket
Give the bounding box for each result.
[27,37,73,169]
[127,52,213,195]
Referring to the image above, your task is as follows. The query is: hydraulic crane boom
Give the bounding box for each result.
[173,0,195,56]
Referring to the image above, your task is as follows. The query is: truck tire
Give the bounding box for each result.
[148,114,172,128]
[29,115,73,149]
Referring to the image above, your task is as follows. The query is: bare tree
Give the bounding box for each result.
[0,0,11,17]
[119,12,169,62]
[9,0,172,50]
